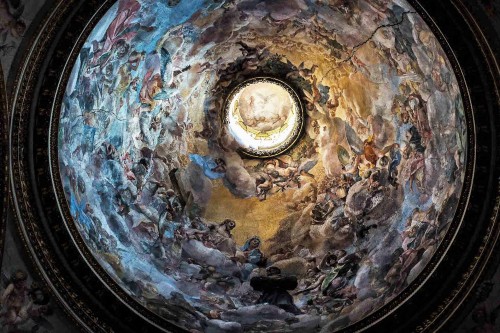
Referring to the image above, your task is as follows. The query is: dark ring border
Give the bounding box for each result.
[7,0,500,332]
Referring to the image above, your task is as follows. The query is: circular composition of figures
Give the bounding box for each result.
[224,77,304,157]
[57,0,467,332]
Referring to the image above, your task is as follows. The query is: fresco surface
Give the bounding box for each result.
[58,0,466,332]
[0,0,47,80]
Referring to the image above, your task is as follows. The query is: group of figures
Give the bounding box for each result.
[0,0,26,56]
[0,270,53,332]
[58,0,466,331]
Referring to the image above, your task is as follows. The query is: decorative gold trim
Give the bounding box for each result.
[6,0,500,332]
[222,77,305,158]
[416,0,500,331]
[0,62,8,266]
[9,1,117,331]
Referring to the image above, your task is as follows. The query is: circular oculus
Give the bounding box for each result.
[224,78,304,158]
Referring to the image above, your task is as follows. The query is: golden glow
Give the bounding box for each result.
[203,180,291,252]
[225,78,303,157]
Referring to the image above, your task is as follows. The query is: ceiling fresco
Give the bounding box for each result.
[57,0,466,331]
[0,0,47,81]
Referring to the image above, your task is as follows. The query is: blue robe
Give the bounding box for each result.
[240,237,263,280]
[189,154,225,180]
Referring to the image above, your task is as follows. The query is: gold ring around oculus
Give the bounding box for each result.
[223,77,304,158]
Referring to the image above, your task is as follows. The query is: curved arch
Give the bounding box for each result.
[6,0,500,332]
[0,63,8,266]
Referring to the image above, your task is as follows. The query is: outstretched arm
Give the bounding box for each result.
[294,275,325,295]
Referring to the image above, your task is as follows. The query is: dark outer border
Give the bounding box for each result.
[0,61,8,266]
[442,1,500,331]
[7,0,500,332]
[9,0,181,332]
[361,0,500,331]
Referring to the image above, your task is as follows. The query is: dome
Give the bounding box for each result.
[57,0,466,331]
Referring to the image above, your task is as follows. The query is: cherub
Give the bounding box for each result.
[0,0,26,43]
[1,270,29,328]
